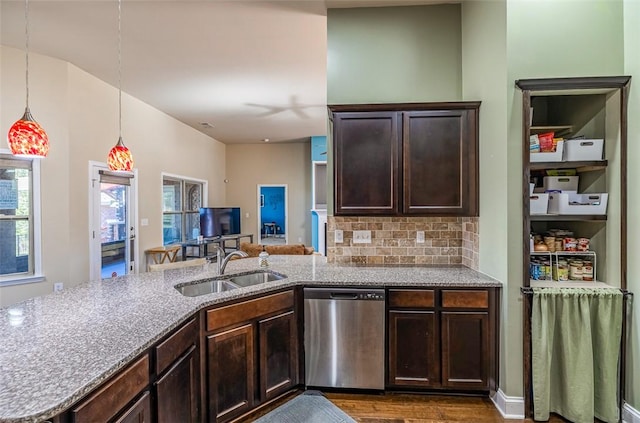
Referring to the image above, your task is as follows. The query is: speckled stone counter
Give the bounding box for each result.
[0,255,500,422]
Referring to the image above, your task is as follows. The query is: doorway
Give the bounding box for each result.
[258,185,287,245]
[89,162,138,279]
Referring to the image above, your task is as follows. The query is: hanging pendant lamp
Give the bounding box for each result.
[8,0,49,158]
[108,0,134,171]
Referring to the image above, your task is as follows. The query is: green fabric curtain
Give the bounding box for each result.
[531,287,623,423]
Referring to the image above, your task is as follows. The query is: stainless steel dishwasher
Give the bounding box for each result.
[304,287,385,390]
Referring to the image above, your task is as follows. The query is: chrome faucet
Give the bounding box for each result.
[210,245,249,274]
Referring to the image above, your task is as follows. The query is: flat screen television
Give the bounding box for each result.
[199,207,241,238]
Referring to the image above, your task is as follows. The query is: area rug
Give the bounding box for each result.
[253,391,356,423]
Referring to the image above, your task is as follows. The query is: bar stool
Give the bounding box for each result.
[145,245,180,271]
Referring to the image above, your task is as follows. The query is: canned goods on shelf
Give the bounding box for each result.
[577,238,590,251]
[569,260,583,280]
[582,260,594,281]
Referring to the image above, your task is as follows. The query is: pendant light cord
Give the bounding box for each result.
[118,0,122,138]
[24,0,30,109]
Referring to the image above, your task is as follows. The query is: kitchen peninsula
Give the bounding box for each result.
[0,256,501,423]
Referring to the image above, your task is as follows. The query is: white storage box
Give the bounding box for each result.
[563,139,604,161]
[543,176,579,192]
[547,192,608,215]
[530,140,564,163]
[530,194,549,215]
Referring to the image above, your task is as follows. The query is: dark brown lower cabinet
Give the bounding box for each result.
[388,310,439,387]
[113,391,152,423]
[71,355,150,423]
[207,324,255,422]
[259,310,298,401]
[204,289,297,422]
[387,288,497,392]
[441,311,489,389]
[155,345,200,423]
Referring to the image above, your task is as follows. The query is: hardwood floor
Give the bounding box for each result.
[324,392,569,423]
[240,391,570,423]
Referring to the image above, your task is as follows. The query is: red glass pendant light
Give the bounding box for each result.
[8,0,49,158]
[108,136,134,171]
[108,0,134,171]
[8,108,49,157]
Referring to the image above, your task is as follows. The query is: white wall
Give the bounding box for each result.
[0,46,226,306]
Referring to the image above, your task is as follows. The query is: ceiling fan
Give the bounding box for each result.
[246,95,322,119]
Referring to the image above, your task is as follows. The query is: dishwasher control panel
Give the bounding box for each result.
[358,292,384,300]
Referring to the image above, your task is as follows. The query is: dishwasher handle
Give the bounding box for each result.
[330,292,359,300]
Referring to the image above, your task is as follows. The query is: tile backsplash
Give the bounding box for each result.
[327,216,479,269]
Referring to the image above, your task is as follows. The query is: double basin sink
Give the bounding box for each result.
[176,270,287,297]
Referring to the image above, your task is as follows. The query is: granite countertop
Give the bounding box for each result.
[0,255,500,422]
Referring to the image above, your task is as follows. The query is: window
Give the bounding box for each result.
[0,153,41,283]
[162,175,205,245]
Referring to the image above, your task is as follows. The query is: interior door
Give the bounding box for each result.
[258,184,287,245]
[90,162,138,279]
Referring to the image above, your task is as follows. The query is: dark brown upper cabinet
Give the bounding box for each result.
[330,102,480,217]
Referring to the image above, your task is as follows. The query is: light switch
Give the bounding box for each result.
[140,218,149,226]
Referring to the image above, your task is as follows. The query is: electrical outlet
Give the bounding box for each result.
[53,282,64,292]
[335,229,343,243]
[416,230,425,244]
[353,230,371,244]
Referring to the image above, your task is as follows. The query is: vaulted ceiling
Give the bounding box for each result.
[1,0,450,144]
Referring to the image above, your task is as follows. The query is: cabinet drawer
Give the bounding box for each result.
[441,290,489,309]
[388,289,435,308]
[206,290,294,332]
[71,354,149,423]
[155,318,198,375]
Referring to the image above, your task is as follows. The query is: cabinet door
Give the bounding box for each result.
[388,310,439,387]
[333,111,399,215]
[113,391,152,423]
[441,311,489,389]
[258,310,298,401]
[207,324,255,422]
[402,109,478,216]
[156,345,200,423]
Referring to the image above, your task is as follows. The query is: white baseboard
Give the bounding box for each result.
[624,402,640,423]
[490,389,525,419]
[490,392,639,422]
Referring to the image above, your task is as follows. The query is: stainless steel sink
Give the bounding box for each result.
[176,279,240,297]
[227,270,286,287]
[175,270,287,296]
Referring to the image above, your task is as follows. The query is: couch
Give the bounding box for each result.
[239,242,314,257]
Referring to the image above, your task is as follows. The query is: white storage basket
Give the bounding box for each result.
[547,192,608,215]
[530,194,549,215]
[563,139,604,161]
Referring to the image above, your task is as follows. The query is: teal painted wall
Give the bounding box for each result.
[327,4,462,104]
[311,135,326,162]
